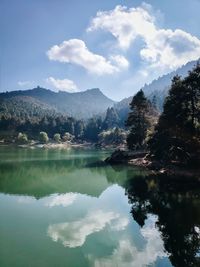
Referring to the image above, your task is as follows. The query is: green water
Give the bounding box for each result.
[0,146,199,267]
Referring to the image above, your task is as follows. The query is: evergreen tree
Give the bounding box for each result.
[184,63,200,135]
[103,107,119,130]
[149,64,200,165]
[84,118,101,142]
[152,95,157,110]
[126,90,149,150]
[74,121,84,139]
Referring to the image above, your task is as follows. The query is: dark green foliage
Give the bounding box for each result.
[74,120,84,139]
[0,87,114,119]
[0,96,57,120]
[84,117,102,142]
[149,64,200,166]
[102,107,119,130]
[126,90,150,150]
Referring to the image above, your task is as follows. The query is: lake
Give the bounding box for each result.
[0,146,200,267]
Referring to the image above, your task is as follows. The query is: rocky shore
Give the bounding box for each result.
[105,149,200,179]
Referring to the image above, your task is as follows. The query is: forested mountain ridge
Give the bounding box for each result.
[0,96,58,121]
[1,59,198,123]
[114,59,199,121]
[143,60,199,95]
[0,87,115,119]
[143,59,200,108]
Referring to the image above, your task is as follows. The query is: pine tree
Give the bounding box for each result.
[149,64,200,166]
[103,107,119,130]
[126,90,149,150]
[184,63,200,135]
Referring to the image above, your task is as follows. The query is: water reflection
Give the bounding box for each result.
[0,147,144,198]
[0,147,200,267]
[125,174,200,267]
[92,216,167,267]
[45,193,78,208]
[46,185,168,267]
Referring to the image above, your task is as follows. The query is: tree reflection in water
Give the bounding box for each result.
[124,174,200,267]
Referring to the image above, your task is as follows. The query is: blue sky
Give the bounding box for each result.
[1,0,200,100]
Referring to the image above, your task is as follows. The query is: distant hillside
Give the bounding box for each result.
[0,96,58,121]
[0,87,115,119]
[114,59,199,120]
[142,59,199,109]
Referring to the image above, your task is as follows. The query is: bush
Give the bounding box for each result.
[17,132,28,144]
[39,131,49,143]
[54,133,61,143]
[98,127,127,146]
[62,132,74,142]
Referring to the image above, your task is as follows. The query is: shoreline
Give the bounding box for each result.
[1,143,199,178]
[0,141,126,150]
[105,149,200,179]
[0,141,95,149]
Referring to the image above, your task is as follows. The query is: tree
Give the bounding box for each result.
[152,95,157,110]
[126,90,149,150]
[39,131,49,143]
[54,133,61,143]
[98,127,127,146]
[17,132,28,144]
[84,118,101,142]
[103,107,119,130]
[62,132,74,142]
[184,63,200,135]
[74,121,84,139]
[149,64,200,165]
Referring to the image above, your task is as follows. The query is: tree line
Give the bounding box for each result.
[0,103,127,145]
[126,63,200,166]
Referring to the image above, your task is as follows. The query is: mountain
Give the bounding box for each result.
[142,59,199,109]
[114,59,199,119]
[0,87,115,119]
[1,59,198,123]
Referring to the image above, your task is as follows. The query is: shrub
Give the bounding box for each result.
[62,132,74,142]
[39,131,49,143]
[54,133,61,143]
[98,127,127,146]
[17,132,28,144]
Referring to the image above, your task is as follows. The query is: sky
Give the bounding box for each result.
[1,0,200,100]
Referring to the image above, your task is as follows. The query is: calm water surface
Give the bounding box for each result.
[0,146,200,267]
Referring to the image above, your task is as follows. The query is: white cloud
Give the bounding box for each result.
[46,77,78,92]
[87,5,156,49]
[18,81,34,87]
[45,193,78,207]
[93,216,167,267]
[47,39,121,75]
[110,55,129,69]
[47,209,128,248]
[88,4,200,71]
[140,28,200,71]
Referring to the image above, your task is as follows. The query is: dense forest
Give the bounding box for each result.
[125,63,200,167]
[0,100,129,145]
[0,87,114,119]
